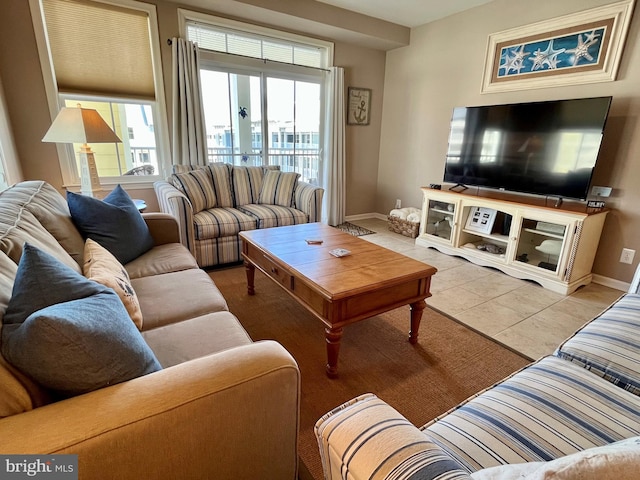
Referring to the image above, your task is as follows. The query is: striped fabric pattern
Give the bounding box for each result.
[315,393,473,480]
[232,166,265,206]
[238,204,307,229]
[171,164,201,174]
[207,163,234,208]
[195,235,244,267]
[295,181,323,223]
[555,293,640,396]
[153,181,196,254]
[193,208,257,239]
[258,171,300,207]
[171,168,217,213]
[421,355,640,473]
[155,166,324,268]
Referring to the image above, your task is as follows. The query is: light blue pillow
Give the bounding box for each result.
[1,244,162,398]
[67,185,154,264]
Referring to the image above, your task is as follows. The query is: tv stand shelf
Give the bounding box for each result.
[416,188,608,294]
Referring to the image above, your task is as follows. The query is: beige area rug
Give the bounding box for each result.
[208,266,531,480]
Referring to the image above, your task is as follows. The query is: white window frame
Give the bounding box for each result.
[0,75,22,190]
[179,9,333,185]
[178,9,334,70]
[29,0,170,190]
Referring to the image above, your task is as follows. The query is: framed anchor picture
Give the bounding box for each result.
[481,0,635,93]
[347,87,371,125]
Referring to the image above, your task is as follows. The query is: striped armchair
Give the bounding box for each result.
[315,274,640,479]
[154,164,323,268]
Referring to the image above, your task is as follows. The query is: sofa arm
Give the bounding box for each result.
[296,181,324,223]
[141,212,180,245]
[153,180,196,254]
[0,340,300,480]
[315,394,472,480]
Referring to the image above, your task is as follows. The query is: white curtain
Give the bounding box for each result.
[322,66,346,226]
[171,38,207,166]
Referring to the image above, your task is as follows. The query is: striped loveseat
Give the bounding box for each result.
[154,163,323,268]
[315,273,640,479]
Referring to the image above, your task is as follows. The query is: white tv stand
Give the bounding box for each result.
[415,188,608,295]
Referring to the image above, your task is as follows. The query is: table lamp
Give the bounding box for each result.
[42,104,121,197]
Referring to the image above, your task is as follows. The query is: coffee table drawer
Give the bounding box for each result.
[252,251,293,290]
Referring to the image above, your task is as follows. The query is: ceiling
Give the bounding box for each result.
[314,0,495,28]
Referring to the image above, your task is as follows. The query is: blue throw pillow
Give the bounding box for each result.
[67,185,154,264]
[1,244,162,398]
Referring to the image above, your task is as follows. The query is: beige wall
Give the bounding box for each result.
[0,0,389,214]
[378,0,640,283]
[336,43,386,216]
[2,0,637,283]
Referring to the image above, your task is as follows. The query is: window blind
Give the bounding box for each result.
[186,23,325,69]
[42,0,155,100]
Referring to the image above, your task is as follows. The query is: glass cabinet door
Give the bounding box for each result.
[514,218,568,274]
[424,199,456,242]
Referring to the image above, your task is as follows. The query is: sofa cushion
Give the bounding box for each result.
[0,253,36,418]
[125,243,198,280]
[84,238,143,330]
[68,185,154,264]
[258,170,300,207]
[1,244,161,398]
[0,181,85,267]
[470,436,640,480]
[171,167,217,213]
[238,204,308,229]
[172,164,201,174]
[143,311,252,367]
[193,207,257,239]
[0,202,81,274]
[421,355,640,472]
[555,293,640,396]
[207,163,235,208]
[132,268,229,330]
[233,166,266,206]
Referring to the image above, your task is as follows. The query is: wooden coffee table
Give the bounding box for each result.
[240,223,437,377]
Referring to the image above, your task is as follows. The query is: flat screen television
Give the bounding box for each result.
[443,96,612,200]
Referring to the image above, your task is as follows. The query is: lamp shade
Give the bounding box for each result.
[42,106,121,144]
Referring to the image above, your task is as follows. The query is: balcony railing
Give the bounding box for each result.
[206,148,320,184]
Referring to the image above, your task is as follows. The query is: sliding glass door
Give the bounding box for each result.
[200,67,321,184]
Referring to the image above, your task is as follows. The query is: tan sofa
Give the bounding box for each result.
[154,163,324,268]
[0,181,300,479]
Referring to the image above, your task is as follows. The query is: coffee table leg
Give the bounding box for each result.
[325,327,343,378]
[245,262,256,295]
[409,300,426,344]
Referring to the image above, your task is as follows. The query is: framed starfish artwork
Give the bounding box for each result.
[481,0,635,93]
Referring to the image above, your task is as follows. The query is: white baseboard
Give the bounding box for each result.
[345,212,387,221]
[592,273,629,293]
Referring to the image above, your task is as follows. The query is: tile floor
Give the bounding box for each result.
[350,218,624,360]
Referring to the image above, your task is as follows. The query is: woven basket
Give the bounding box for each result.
[387,215,420,238]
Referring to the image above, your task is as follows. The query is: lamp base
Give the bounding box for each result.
[79,147,103,198]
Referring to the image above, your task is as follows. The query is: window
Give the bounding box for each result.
[0,76,21,190]
[181,10,332,185]
[30,0,169,186]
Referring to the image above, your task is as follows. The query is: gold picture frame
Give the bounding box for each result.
[481,0,635,93]
[347,87,371,125]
